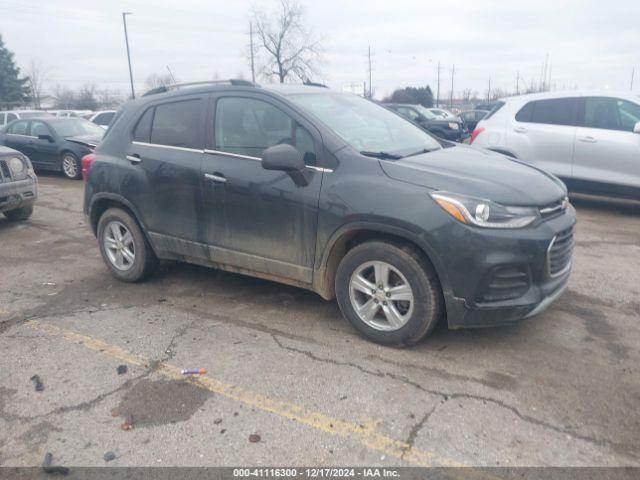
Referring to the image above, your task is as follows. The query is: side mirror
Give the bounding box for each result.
[634,122,640,134]
[262,144,309,187]
[38,134,54,143]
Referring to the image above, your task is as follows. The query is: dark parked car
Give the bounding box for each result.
[84,80,576,346]
[459,110,490,131]
[0,146,37,220]
[385,103,467,141]
[0,117,104,179]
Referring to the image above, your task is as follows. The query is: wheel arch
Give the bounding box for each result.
[89,193,149,239]
[313,222,452,309]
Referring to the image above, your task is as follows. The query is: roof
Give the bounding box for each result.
[499,90,640,103]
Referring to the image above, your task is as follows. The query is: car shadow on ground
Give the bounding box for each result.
[146,260,535,352]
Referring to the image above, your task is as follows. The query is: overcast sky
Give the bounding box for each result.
[2,0,638,99]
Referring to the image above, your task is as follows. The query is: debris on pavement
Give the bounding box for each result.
[181,368,206,375]
[30,374,44,392]
[42,452,69,475]
[42,282,56,286]
[103,451,116,462]
[116,365,128,375]
[249,433,261,443]
[213,418,223,424]
[120,414,134,431]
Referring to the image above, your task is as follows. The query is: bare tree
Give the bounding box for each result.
[250,0,323,83]
[145,73,175,90]
[53,84,75,109]
[26,59,51,109]
[97,88,124,109]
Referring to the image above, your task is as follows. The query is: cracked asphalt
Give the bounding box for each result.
[1,174,639,468]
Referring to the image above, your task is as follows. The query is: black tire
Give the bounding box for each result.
[4,205,33,221]
[60,152,81,180]
[97,208,158,282]
[335,241,443,346]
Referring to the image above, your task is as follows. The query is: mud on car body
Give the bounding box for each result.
[0,146,37,221]
[84,80,576,346]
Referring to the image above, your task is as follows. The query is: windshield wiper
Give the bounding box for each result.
[404,147,439,158]
[360,150,403,160]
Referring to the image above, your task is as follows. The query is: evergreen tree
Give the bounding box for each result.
[0,34,31,108]
[385,85,434,107]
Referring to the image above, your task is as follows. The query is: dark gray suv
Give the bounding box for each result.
[84,80,576,346]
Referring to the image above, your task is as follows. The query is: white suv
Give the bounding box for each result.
[470,91,640,199]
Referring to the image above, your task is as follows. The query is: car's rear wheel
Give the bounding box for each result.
[335,241,443,346]
[61,152,81,180]
[4,205,33,221]
[97,208,158,282]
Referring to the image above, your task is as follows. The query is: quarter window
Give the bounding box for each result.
[150,99,202,149]
[584,97,640,132]
[214,97,316,164]
[7,120,28,135]
[133,108,154,143]
[516,98,577,126]
[7,113,18,122]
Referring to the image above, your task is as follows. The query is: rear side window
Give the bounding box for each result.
[7,120,28,135]
[515,98,577,126]
[483,101,505,120]
[7,113,18,122]
[150,99,202,149]
[95,112,115,126]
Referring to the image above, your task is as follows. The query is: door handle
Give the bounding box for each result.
[578,136,597,143]
[204,172,227,184]
[513,126,528,133]
[126,154,142,164]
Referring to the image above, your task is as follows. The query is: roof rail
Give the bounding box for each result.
[142,79,258,97]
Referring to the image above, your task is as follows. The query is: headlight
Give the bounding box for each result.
[448,122,459,130]
[8,156,25,176]
[431,192,540,228]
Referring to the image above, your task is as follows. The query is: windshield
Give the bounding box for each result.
[52,119,105,137]
[289,93,441,155]
[20,111,50,118]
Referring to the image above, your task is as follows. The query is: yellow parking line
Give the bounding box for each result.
[26,319,499,476]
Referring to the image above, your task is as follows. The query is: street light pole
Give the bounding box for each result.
[122,12,135,99]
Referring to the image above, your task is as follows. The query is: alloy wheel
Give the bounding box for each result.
[348,260,414,331]
[103,220,135,271]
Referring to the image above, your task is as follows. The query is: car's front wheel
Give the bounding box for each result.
[61,152,81,180]
[335,241,443,346]
[97,208,158,282]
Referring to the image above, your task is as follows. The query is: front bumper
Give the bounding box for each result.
[0,177,37,213]
[439,206,577,329]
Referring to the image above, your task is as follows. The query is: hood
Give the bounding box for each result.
[424,118,462,127]
[65,134,103,149]
[379,145,566,206]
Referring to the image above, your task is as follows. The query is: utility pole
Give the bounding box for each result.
[631,68,635,90]
[122,12,135,99]
[487,77,491,102]
[249,22,256,83]
[516,71,520,95]
[436,61,441,107]
[449,64,455,109]
[367,46,372,99]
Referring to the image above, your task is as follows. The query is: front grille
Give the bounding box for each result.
[548,227,574,276]
[480,266,531,302]
[0,159,11,182]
